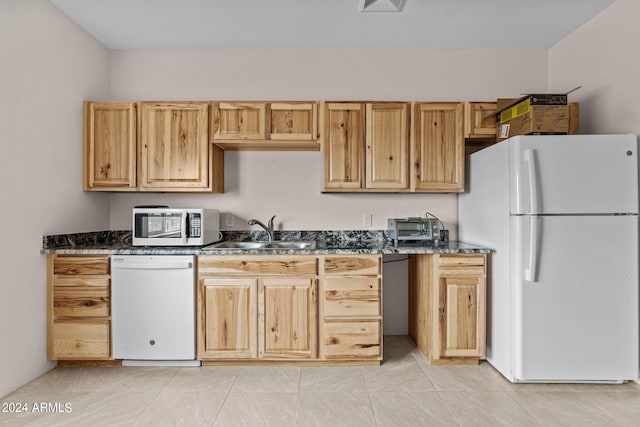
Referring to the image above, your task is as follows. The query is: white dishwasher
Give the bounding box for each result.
[111,255,200,366]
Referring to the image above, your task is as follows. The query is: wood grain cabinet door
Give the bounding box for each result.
[139,101,211,191]
[366,103,409,189]
[464,102,497,138]
[412,102,464,192]
[259,278,317,359]
[212,102,267,140]
[270,102,318,141]
[436,275,485,358]
[322,103,365,190]
[199,278,258,359]
[83,101,136,191]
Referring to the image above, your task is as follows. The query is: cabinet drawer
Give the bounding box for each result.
[199,256,317,275]
[438,255,485,277]
[324,277,380,318]
[53,277,110,318]
[323,256,380,276]
[54,256,110,275]
[323,321,381,359]
[51,320,110,359]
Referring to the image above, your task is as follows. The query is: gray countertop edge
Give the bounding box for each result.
[40,241,490,256]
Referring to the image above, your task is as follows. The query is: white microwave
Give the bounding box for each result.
[132,208,221,246]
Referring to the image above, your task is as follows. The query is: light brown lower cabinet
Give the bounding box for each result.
[200,277,258,359]
[409,253,486,365]
[47,255,112,360]
[198,255,382,364]
[197,256,317,361]
[319,255,383,361]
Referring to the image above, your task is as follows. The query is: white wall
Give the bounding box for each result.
[549,0,640,135]
[0,0,111,398]
[108,49,549,233]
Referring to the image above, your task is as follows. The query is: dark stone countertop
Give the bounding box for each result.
[41,230,490,255]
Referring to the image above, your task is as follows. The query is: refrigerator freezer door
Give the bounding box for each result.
[511,215,638,382]
[509,135,639,215]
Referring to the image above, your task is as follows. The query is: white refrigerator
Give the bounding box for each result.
[459,134,639,383]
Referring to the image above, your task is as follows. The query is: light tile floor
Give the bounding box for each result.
[1,336,640,426]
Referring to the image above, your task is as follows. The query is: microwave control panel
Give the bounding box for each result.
[189,213,201,238]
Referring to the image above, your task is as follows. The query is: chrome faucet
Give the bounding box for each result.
[248,215,276,241]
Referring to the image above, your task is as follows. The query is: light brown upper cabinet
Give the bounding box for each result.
[366,103,409,190]
[270,102,318,141]
[464,102,497,139]
[322,102,365,190]
[139,101,223,192]
[412,102,464,192]
[212,102,267,140]
[83,101,137,191]
[211,101,319,150]
[322,102,409,192]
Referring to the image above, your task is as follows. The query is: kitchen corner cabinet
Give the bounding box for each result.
[464,102,497,139]
[83,101,137,191]
[47,255,112,360]
[409,254,486,365]
[464,102,498,157]
[197,256,317,361]
[322,102,409,191]
[319,255,383,361]
[211,101,319,150]
[83,101,223,192]
[139,101,222,192]
[412,102,464,192]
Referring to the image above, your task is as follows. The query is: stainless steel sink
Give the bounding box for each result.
[264,241,316,249]
[209,240,316,250]
[209,241,268,249]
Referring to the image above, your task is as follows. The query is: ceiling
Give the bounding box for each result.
[49,0,615,51]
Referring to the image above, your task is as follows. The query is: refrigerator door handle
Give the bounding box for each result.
[524,216,540,282]
[524,148,539,214]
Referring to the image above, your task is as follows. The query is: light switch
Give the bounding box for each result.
[363,213,372,228]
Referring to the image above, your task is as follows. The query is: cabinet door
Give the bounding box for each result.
[139,102,211,191]
[322,103,364,190]
[436,275,485,358]
[83,101,136,191]
[464,102,497,138]
[366,103,409,189]
[412,102,464,192]
[270,102,318,141]
[259,278,317,359]
[212,102,266,140]
[199,278,257,359]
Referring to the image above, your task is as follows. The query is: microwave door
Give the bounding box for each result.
[134,212,181,238]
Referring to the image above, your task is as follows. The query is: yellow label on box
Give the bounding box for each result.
[500,99,531,123]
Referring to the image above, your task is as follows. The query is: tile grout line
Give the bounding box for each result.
[208,370,238,427]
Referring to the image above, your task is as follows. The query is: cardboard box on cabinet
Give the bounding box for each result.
[496,94,569,141]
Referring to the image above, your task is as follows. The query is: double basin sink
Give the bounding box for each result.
[209,240,317,250]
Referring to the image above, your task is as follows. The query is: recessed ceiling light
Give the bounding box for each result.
[359,0,406,12]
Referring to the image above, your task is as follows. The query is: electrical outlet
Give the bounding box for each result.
[363,213,372,228]
[225,214,234,227]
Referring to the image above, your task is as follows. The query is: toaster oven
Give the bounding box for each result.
[387,216,442,247]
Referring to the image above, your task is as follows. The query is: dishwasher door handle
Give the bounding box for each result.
[112,262,193,270]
